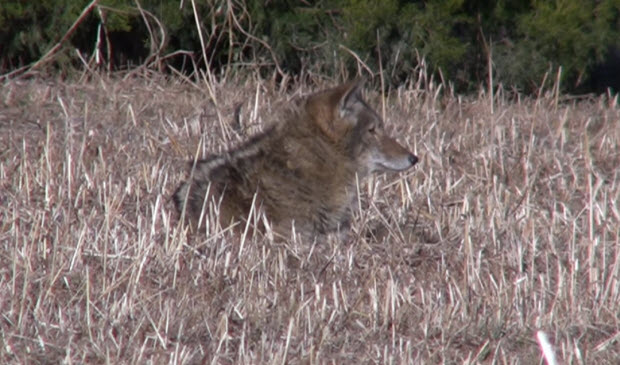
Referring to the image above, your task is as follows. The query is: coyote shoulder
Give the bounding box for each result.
[174,79,417,237]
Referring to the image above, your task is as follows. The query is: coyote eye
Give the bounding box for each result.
[368,125,376,133]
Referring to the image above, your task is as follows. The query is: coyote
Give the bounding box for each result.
[174,79,417,238]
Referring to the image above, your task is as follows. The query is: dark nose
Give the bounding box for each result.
[409,154,418,166]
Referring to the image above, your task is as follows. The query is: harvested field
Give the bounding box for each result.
[1,73,619,363]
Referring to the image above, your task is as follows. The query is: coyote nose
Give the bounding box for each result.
[408,154,418,166]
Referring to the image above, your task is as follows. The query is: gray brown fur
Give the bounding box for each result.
[174,80,417,237]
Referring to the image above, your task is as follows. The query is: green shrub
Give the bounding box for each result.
[492,0,620,92]
[1,0,618,93]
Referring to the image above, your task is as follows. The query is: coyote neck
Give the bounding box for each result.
[226,116,358,236]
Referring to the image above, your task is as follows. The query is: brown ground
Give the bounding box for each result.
[1,72,619,364]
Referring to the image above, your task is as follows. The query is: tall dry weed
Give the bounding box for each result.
[1,73,618,363]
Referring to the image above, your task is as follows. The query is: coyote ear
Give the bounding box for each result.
[338,77,365,118]
[305,78,366,142]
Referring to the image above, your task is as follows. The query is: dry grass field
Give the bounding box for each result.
[1,72,619,364]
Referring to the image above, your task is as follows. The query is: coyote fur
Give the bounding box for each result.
[174,79,418,237]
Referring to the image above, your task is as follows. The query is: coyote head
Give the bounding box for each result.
[305,79,418,176]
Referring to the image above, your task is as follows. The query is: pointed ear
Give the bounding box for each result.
[338,77,365,118]
[305,79,365,142]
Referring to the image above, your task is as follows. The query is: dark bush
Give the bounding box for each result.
[1,0,618,93]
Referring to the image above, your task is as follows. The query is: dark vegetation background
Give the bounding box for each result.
[1,0,619,93]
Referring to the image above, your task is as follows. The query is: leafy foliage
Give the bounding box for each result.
[1,0,618,93]
[491,0,620,92]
